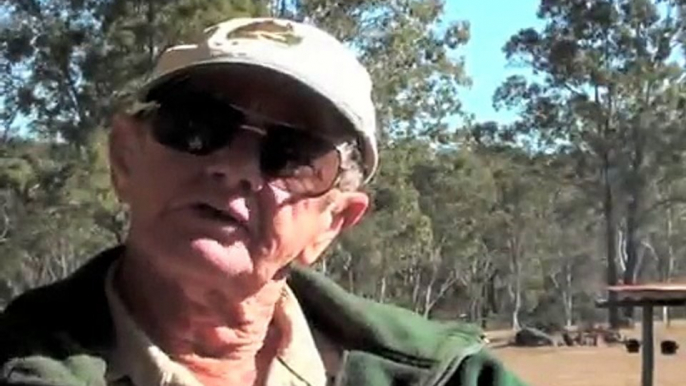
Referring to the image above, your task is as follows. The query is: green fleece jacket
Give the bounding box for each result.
[0,246,527,386]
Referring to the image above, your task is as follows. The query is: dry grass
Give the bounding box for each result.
[490,321,686,386]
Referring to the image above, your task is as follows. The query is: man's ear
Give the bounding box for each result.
[109,114,141,203]
[297,192,369,265]
[332,191,369,229]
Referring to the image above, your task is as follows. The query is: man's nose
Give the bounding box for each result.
[204,131,264,193]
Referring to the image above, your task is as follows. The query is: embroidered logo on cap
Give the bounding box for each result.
[226,20,303,46]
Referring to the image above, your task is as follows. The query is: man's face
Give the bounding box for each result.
[109,67,369,296]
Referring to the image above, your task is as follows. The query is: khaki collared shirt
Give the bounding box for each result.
[103,264,332,386]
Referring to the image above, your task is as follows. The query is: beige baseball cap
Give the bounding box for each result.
[138,17,379,182]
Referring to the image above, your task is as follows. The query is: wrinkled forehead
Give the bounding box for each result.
[149,64,356,141]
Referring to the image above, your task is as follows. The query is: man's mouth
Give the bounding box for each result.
[192,203,241,226]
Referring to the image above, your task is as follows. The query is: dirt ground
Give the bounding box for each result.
[490,321,686,386]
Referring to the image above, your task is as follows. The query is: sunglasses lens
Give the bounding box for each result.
[261,128,341,196]
[151,97,242,155]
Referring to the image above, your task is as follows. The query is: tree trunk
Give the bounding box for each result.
[378,276,387,303]
[663,206,675,327]
[603,152,621,329]
[512,280,521,331]
[480,290,490,330]
[622,122,646,321]
[423,281,433,316]
[622,201,639,321]
[509,238,522,330]
[423,263,439,317]
[411,268,422,312]
[563,261,574,328]
[488,272,499,314]
[320,256,327,275]
[147,0,156,66]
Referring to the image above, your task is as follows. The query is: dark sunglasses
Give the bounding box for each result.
[136,92,345,197]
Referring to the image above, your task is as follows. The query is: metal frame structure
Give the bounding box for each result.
[597,284,686,386]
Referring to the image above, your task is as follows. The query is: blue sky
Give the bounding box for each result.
[443,0,543,124]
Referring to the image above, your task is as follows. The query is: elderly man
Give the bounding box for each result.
[0,18,526,386]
